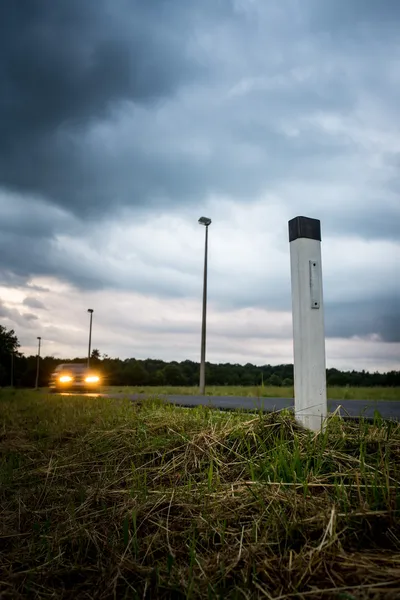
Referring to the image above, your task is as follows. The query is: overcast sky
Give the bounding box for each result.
[0,0,399,372]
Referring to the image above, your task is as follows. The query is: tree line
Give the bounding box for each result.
[1,324,399,388]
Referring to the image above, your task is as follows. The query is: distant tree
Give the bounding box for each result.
[0,329,396,389]
[152,369,166,386]
[241,373,255,386]
[268,374,282,387]
[387,371,400,387]
[326,369,347,386]
[0,325,21,386]
[163,364,187,386]
[0,324,20,358]
[180,360,198,385]
[124,361,149,386]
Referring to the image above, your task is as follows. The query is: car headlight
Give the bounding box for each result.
[85,376,99,383]
[59,375,73,383]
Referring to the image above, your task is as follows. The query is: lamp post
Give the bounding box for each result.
[87,309,94,368]
[35,337,41,390]
[198,216,211,395]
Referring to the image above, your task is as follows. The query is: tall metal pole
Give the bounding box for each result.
[35,337,41,390]
[199,224,209,395]
[87,309,94,368]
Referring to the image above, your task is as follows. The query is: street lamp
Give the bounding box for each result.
[198,216,212,395]
[35,336,41,390]
[87,309,94,368]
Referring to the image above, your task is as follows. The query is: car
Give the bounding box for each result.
[49,363,101,393]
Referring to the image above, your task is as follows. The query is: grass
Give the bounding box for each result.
[102,385,400,401]
[1,389,400,599]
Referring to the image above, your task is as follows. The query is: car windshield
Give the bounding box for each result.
[56,364,87,373]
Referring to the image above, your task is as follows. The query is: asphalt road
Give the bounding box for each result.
[106,393,400,420]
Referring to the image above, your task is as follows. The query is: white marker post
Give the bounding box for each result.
[289,216,327,431]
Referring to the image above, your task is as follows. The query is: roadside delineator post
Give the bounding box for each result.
[288,216,327,431]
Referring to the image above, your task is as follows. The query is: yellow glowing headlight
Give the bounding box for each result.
[59,375,72,383]
[85,376,99,383]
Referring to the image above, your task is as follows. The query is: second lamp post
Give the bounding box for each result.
[87,309,94,368]
[35,336,41,389]
[198,216,211,395]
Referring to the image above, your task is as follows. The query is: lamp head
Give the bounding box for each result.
[87,308,94,314]
[198,216,211,226]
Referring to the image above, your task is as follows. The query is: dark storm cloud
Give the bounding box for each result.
[0,230,54,284]
[325,299,400,344]
[324,206,400,242]
[0,0,202,134]
[0,271,28,289]
[1,0,399,227]
[0,191,87,286]
[0,0,226,210]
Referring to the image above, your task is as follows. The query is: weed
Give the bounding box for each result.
[0,391,399,599]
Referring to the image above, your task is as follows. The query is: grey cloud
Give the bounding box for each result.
[0,200,398,345]
[0,0,399,357]
[224,292,400,344]
[105,295,400,344]
[26,284,51,293]
[0,193,103,288]
[324,205,400,242]
[0,301,38,328]
[23,313,38,322]
[306,0,400,30]
[0,302,10,320]
[325,298,400,343]
[23,297,47,310]
[0,231,56,283]
[0,270,28,288]
[0,192,79,244]
[105,316,291,341]
[0,222,195,296]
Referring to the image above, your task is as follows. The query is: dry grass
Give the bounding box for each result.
[1,390,400,599]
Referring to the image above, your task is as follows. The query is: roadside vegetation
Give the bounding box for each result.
[104,384,400,401]
[1,390,399,599]
[2,323,399,390]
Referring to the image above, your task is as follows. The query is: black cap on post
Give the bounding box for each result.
[288,216,321,242]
